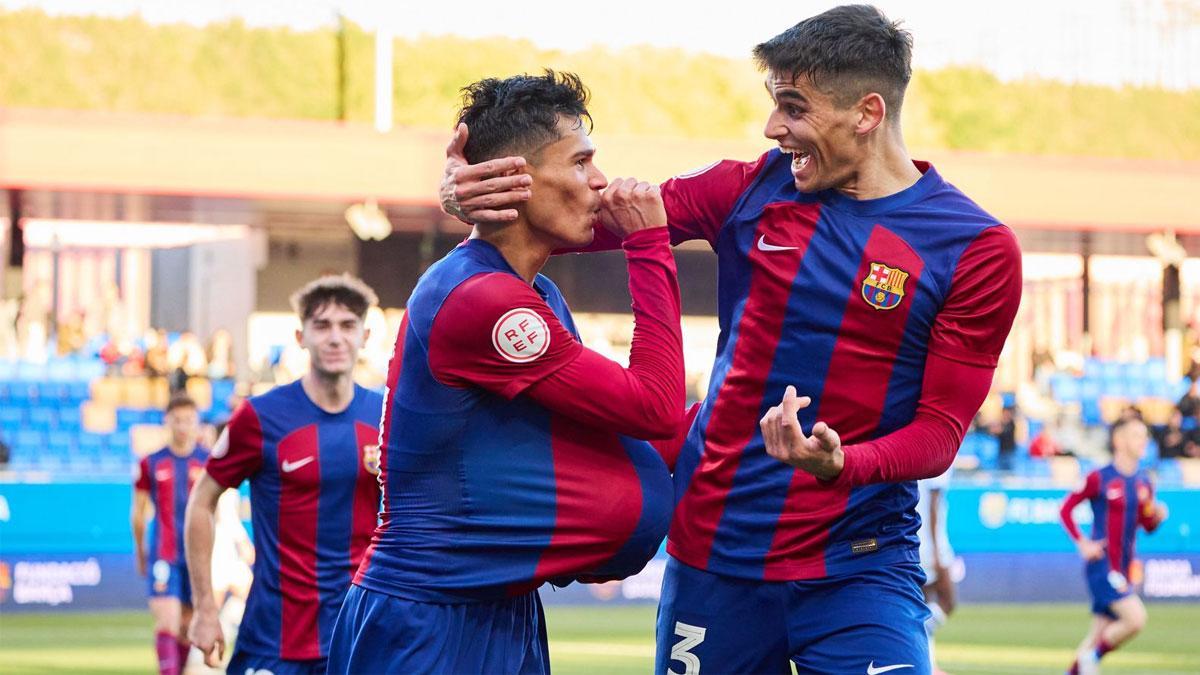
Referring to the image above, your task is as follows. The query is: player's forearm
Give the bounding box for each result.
[621,227,686,432]
[184,498,220,611]
[131,517,145,555]
[526,228,685,439]
[1059,494,1086,541]
[834,352,992,487]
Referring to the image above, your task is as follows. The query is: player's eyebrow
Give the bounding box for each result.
[572,148,596,162]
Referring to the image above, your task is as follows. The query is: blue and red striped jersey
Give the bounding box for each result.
[355,233,680,602]
[135,446,207,564]
[204,380,382,661]
[1061,465,1161,576]
[661,150,1022,581]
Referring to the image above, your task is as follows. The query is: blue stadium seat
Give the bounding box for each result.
[1145,358,1168,382]
[28,407,58,430]
[67,380,92,403]
[57,406,83,431]
[0,407,25,427]
[78,432,106,454]
[1051,374,1081,403]
[76,360,105,381]
[15,429,44,450]
[106,433,132,455]
[116,408,142,429]
[142,409,164,425]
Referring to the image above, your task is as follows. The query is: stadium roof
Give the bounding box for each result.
[3,107,1199,234]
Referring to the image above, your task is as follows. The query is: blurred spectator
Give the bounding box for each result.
[995,406,1019,471]
[0,434,9,468]
[144,329,170,378]
[1029,419,1064,458]
[17,287,49,362]
[56,310,86,356]
[207,328,235,380]
[1157,410,1199,460]
[0,297,18,359]
[167,331,208,393]
[1176,380,1200,424]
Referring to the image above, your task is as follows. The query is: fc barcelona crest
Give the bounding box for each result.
[861,262,909,310]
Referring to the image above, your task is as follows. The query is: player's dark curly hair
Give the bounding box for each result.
[289,273,378,322]
[753,4,913,119]
[456,69,592,165]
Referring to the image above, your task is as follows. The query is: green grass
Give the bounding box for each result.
[0,604,1197,674]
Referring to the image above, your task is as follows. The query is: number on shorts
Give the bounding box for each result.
[668,621,706,675]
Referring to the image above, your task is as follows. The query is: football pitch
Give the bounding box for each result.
[1,603,1198,674]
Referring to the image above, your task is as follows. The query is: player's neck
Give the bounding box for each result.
[837,128,922,201]
[471,223,552,284]
[300,370,356,414]
[167,441,193,457]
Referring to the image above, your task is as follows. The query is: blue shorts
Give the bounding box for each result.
[147,559,191,602]
[226,649,325,675]
[327,583,549,675]
[655,556,931,675]
[1086,560,1132,619]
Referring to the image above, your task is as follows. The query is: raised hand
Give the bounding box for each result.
[760,385,845,481]
[440,123,531,225]
[598,178,667,239]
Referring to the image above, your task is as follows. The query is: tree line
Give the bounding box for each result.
[2,9,1197,159]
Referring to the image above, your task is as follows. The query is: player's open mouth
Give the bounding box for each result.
[782,147,812,173]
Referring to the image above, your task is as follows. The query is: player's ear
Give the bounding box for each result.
[362,327,371,344]
[855,92,886,136]
[294,328,304,346]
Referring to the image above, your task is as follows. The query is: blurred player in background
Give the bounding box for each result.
[184,274,383,675]
[917,466,958,675]
[131,394,208,675]
[444,6,1022,672]
[1060,417,1168,675]
[329,70,683,674]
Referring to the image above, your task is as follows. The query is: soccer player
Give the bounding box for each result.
[917,466,957,675]
[444,6,1023,672]
[184,274,383,674]
[327,70,683,674]
[1060,417,1167,675]
[131,394,208,675]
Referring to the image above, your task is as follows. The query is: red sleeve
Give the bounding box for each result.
[1061,471,1101,541]
[432,227,685,440]
[205,400,263,489]
[427,274,586,400]
[650,402,701,472]
[660,154,770,247]
[928,225,1023,367]
[829,350,993,488]
[134,456,150,491]
[1138,479,1163,532]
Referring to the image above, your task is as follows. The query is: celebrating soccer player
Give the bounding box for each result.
[1060,416,1167,675]
[444,6,1023,672]
[327,70,683,674]
[131,394,207,675]
[184,275,383,674]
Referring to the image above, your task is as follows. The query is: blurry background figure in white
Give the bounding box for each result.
[918,465,965,675]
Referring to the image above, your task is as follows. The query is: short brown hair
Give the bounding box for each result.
[289,274,378,322]
[165,394,198,415]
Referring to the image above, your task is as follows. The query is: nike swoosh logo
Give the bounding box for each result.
[281,456,315,473]
[757,235,799,252]
[867,663,914,675]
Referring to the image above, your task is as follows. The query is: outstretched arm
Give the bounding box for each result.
[184,470,228,667]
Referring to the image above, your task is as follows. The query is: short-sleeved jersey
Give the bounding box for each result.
[663,150,1022,581]
[135,446,207,564]
[205,380,383,661]
[1062,465,1159,576]
[354,238,673,602]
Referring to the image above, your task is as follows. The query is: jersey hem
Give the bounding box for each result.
[667,540,920,581]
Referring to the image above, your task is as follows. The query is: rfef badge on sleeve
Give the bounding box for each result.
[492,308,550,363]
[861,262,909,310]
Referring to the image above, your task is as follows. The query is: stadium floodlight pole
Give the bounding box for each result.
[375,25,393,133]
